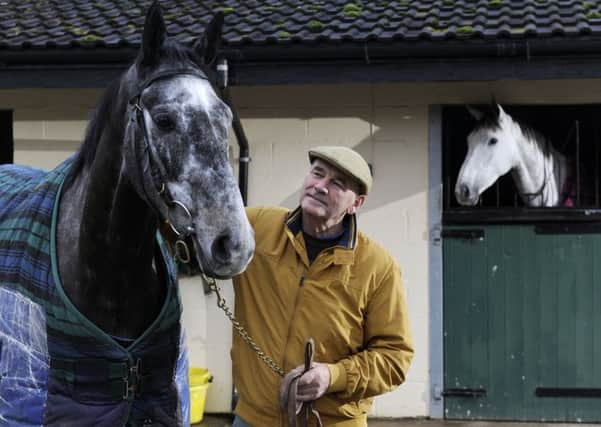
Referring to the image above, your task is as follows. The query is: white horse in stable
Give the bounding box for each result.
[455,102,578,207]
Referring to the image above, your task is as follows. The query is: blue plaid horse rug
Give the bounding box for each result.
[0,158,190,426]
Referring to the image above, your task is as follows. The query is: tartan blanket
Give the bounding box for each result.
[0,157,190,426]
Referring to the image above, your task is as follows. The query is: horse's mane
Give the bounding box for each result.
[65,39,208,186]
[516,120,551,155]
[67,77,122,183]
[476,109,551,155]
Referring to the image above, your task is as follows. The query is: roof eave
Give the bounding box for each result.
[3,38,601,88]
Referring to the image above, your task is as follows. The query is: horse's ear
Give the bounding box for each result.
[140,1,166,66]
[490,99,502,118]
[195,13,224,65]
[466,105,484,121]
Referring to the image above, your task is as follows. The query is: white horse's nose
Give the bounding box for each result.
[455,182,479,206]
[458,184,470,200]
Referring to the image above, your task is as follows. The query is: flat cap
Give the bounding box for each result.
[308,146,372,195]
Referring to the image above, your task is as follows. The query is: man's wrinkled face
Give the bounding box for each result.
[300,159,364,224]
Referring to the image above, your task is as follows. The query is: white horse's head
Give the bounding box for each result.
[455,102,520,206]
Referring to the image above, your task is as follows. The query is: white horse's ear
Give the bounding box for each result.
[194,13,224,65]
[139,1,166,67]
[490,99,503,118]
[496,103,507,118]
[466,105,484,121]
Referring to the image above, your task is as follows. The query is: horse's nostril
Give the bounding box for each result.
[461,184,470,200]
[211,233,233,264]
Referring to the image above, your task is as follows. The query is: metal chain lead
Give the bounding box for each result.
[204,274,285,378]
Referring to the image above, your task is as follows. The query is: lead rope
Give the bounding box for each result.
[200,273,324,426]
[285,338,324,427]
[202,273,285,378]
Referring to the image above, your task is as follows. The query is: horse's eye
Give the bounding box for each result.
[154,115,175,131]
[488,137,498,146]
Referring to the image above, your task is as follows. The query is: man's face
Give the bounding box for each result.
[300,159,365,224]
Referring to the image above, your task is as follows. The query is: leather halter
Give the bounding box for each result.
[125,68,210,263]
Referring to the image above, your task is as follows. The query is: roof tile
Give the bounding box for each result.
[3,0,601,51]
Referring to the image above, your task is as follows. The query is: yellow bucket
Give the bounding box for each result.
[189,367,212,424]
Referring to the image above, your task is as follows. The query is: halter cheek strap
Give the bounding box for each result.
[124,68,210,263]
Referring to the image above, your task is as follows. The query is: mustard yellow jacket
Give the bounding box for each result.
[232,206,414,427]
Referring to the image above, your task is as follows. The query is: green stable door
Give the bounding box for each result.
[443,224,601,422]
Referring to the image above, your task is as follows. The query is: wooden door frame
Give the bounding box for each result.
[428,105,444,418]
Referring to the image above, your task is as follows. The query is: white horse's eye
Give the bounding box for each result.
[488,137,498,146]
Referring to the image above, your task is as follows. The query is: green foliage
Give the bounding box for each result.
[277,30,291,38]
[7,26,21,37]
[343,3,362,18]
[456,25,474,34]
[220,6,234,14]
[80,34,102,43]
[587,10,601,18]
[309,20,324,31]
[66,26,88,36]
[489,0,503,7]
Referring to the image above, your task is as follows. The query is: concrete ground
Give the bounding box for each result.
[199,414,600,426]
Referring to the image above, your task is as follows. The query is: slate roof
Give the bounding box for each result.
[3,0,601,51]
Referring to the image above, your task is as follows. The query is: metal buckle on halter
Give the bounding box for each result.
[166,200,194,237]
[166,200,195,264]
[175,239,191,264]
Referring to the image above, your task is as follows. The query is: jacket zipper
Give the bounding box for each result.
[281,269,306,373]
[279,270,306,427]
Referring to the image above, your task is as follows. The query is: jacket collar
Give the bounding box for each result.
[285,206,358,250]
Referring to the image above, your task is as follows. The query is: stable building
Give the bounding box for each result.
[2,0,601,422]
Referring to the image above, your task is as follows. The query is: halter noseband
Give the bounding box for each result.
[125,68,210,264]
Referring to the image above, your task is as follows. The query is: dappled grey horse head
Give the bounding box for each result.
[455,102,519,206]
[124,4,253,278]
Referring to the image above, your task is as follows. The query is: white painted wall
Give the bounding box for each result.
[225,85,430,417]
[5,78,601,418]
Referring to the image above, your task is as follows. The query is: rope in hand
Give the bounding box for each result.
[281,338,323,427]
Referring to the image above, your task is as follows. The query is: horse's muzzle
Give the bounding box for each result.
[192,233,254,279]
[455,183,479,206]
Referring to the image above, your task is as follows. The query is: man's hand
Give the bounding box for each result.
[295,363,330,401]
[279,362,331,412]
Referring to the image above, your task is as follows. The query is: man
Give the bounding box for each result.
[232,146,414,426]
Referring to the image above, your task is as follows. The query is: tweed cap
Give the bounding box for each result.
[308,146,372,195]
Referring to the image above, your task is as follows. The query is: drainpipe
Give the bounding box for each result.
[217,57,250,206]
